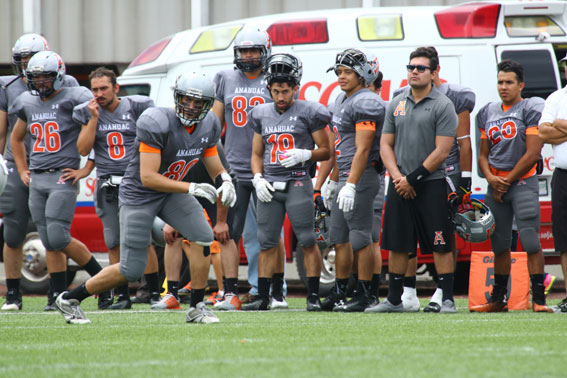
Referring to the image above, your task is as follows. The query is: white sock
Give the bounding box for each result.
[431,288,443,305]
[402,286,417,297]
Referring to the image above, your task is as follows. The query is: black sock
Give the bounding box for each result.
[493,274,509,299]
[370,274,381,298]
[51,271,67,294]
[225,278,238,296]
[352,273,359,288]
[531,274,545,305]
[117,284,129,298]
[387,273,404,305]
[357,280,371,297]
[258,277,271,302]
[6,278,20,293]
[337,278,349,294]
[403,275,416,289]
[190,288,205,308]
[82,256,103,277]
[145,273,160,295]
[307,276,320,297]
[271,273,284,301]
[63,283,91,302]
[168,280,179,298]
[438,273,454,302]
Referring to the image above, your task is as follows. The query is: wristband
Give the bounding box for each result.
[406,165,430,187]
[461,171,472,178]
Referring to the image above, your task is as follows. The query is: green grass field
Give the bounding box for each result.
[0,297,566,378]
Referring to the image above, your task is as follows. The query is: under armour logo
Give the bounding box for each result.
[51,104,59,109]
[56,176,66,185]
[122,114,131,120]
[424,107,431,111]
[201,137,208,143]
[433,231,446,245]
[509,112,518,118]
[289,116,297,121]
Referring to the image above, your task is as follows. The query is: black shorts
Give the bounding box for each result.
[552,168,567,252]
[381,178,453,254]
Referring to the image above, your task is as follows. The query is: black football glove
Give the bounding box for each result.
[313,190,328,214]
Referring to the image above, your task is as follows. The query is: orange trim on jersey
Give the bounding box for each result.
[480,129,488,139]
[526,126,538,136]
[139,142,160,153]
[502,104,513,112]
[184,125,196,134]
[203,145,218,157]
[355,121,376,132]
[490,164,537,180]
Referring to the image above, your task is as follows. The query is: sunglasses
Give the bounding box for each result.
[406,64,431,73]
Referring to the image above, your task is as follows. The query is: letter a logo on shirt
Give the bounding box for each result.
[433,231,446,245]
[393,100,406,116]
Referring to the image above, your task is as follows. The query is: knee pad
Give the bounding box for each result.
[2,215,28,248]
[46,219,72,251]
[350,229,372,252]
[103,227,120,250]
[296,227,316,249]
[519,228,541,254]
[119,262,145,283]
[258,231,278,251]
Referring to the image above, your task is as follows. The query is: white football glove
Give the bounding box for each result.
[323,180,338,210]
[188,182,218,204]
[252,173,275,203]
[279,149,312,168]
[337,182,356,212]
[216,172,237,207]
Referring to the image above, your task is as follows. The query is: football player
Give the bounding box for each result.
[55,72,236,324]
[212,27,287,310]
[471,60,552,313]
[242,53,330,311]
[10,51,108,310]
[320,48,385,312]
[73,67,159,309]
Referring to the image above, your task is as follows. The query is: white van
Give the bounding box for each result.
[116,0,567,291]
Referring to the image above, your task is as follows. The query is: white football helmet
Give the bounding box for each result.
[264,53,303,86]
[453,199,495,243]
[233,27,272,72]
[173,72,215,127]
[0,154,8,196]
[25,51,66,98]
[327,48,375,86]
[12,33,49,76]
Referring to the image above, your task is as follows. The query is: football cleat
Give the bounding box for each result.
[544,273,556,296]
[306,295,322,312]
[1,290,22,311]
[364,299,403,313]
[186,302,220,324]
[270,297,289,310]
[150,293,182,310]
[178,282,192,296]
[532,303,554,313]
[204,291,224,305]
[149,292,161,306]
[107,295,132,310]
[423,302,442,313]
[55,292,90,324]
[320,287,346,312]
[440,299,458,313]
[333,295,369,312]
[241,292,260,304]
[367,295,379,309]
[97,290,114,310]
[241,298,270,311]
[44,291,59,312]
[469,297,508,313]
[214,293,241,311]
[558,298,567,313]
[401,288,420,312]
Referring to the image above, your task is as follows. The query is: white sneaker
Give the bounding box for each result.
[401,287,420,312]
[186,302,220,324]
[271,297,288,309]
[55,292,90,324]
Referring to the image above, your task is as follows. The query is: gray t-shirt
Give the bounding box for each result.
[119,107,221,206]
[0,75,79,161]
[72,95,155,177]
[214,69,272,181]
[249,100,330,182]
[330,88,385,173]
[10,86,93,170]
[383,85,457,181]
[476,97,544,172]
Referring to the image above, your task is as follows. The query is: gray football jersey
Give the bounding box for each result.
[394,83,475,174]
[11,86,92,170]
[250,100,330,182]
[330,88,385,173]
[186,140,232,185]
[72,95,155,177]
[0,75,78,161]
[214,69,273,181]
[119,107,221,206]
[383,86,457,181]
[476,97,544,172]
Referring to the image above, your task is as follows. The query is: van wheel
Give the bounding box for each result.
[295,247,336,297]
[20,232,49,294]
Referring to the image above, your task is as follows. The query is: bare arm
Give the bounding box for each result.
[552,118,567,135]
[0,110,7,154]
[314,127,335,190]
[310,128,331,162]
[211,100,225,130]
[380,132,401,180]
[10,118,29,186]
[422,135,454,173]
[456,110,472,172]
[139,152,190,192]
[539,122,567,145]
[250,132,265,176]
[505,134,542,183]
[202,154,227,183]
[346,128,374,185]
[61,158,96,185]
[76,98,99,156]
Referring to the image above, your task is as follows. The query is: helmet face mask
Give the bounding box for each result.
[453,199,495,243]
[314,206,331,251]
[173,73,215,127]
[233,28,272,72]
[327,48,375,86]
[12,34,49,77]
[25,51,65,98]
[264,53,303,87]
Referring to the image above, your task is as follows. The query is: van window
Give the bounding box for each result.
[357,15,404,41]
[504,16,565,37]
[267,19,328,45]
[190,25,243,54]
[501,50,557,99]
[118,84,151,97]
